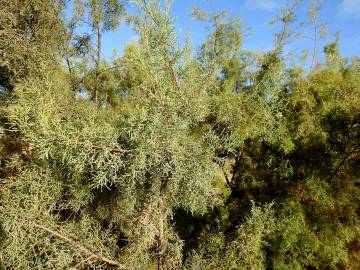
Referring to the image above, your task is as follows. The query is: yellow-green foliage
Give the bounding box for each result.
[185,203,277,270]
[0,0,359,269]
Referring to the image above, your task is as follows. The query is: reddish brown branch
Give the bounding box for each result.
[87,144,134,154]
[166,53,180,91]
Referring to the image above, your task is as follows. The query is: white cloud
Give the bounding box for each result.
[245,0,277,12]
[339,0,360,18]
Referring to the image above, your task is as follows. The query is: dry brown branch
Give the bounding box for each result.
[166,53,180,91]
[87,144,134,154]
[34,223,125,269]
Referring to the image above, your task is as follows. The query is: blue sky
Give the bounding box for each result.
[96,0,360,60]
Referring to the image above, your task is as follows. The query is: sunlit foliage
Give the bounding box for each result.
[0,0,359,269]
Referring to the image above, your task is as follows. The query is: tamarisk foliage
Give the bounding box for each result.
[0,0,359,269]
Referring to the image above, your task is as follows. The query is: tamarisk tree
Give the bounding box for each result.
[1,0,216,269]
[75,0,125,106]
[1,0,359,269]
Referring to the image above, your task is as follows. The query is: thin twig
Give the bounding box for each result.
[87,144,134,154]
[75,255,96,269]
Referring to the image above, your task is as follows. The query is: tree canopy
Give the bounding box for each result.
[0,0,359,269]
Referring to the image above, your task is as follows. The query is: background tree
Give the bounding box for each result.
[0,0,65,90]
[75,0,125,106]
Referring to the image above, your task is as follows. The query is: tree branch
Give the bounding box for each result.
[87,144,134,154]
[230,148,244,183]
[166,53,180,91]
[328,142,360,182]
[99,65,123,74]
[34,223,125,269]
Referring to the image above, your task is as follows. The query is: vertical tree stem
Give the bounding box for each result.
[95,19,101,107]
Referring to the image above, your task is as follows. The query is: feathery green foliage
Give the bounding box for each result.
[0,0,359,269]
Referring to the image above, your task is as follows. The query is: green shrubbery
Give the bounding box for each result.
[0,0,359,269]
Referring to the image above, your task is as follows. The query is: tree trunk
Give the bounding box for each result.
[157,200,164,270]
[95,20,101,107]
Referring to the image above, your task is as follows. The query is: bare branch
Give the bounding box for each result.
[87,144,134,154]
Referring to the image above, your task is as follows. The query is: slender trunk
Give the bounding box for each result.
[157,200,164,270]
[66,57,77,94]
[310,25,317,71]
[157,180,168,270]
[95,20,101,107]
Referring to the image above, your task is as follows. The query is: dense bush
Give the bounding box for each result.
[0,0,359,269]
